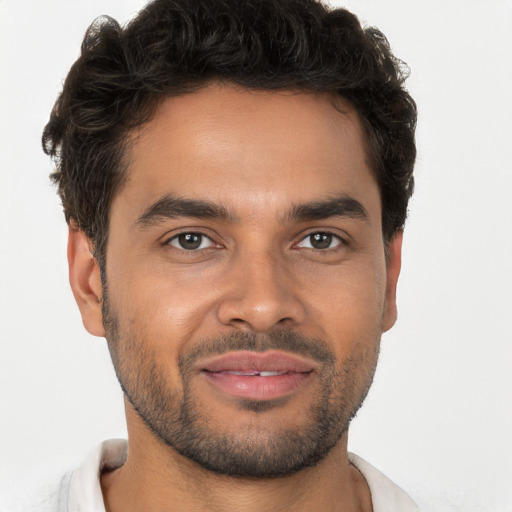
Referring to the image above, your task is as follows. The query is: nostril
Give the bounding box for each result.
[229,318,252,330]
[217,292,306,331]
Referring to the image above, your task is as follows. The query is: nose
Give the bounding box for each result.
[217,250,306,332]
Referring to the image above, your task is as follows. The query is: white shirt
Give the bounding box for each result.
[18,439,420,511]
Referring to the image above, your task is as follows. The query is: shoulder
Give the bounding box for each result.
[2,472,72,512]
[4,440,127,512]
[349,453,420,512]
[67,439,127,511]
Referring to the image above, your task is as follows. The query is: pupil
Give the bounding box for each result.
[311,233,332,249]
[179,233,202,250]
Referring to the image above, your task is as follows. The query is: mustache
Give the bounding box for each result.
[178,331,335,370]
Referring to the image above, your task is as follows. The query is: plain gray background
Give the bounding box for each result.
[1,1,511,510]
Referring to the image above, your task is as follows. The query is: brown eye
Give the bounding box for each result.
[310,233,332,249]
[297,232,342,250]
[168,233,213,250]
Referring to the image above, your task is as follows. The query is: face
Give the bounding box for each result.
[72,84,401,478]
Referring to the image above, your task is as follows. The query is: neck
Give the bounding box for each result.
[101,404,372,512]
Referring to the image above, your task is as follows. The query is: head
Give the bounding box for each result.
[44,0,416,478]
[43,0,416,267]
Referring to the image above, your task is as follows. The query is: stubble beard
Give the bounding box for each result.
[102,293,380,479]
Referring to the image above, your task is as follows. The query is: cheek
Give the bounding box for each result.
[305,260,387,342]
[106,256,220,351]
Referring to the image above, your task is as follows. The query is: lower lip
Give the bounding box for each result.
[202,371,312,400]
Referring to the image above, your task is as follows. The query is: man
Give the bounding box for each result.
[39,0,418,510]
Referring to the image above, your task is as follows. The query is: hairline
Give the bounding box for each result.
[90,82,392,266]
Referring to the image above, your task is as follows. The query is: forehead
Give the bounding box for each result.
[115,84,379,222]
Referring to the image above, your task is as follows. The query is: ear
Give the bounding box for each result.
[382,231,403,333]
[67,224,105,337]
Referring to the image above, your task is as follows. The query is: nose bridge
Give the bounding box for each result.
[217,244,305,332]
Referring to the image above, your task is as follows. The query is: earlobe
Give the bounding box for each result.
[382,231,403,333]
[67,224,105,337]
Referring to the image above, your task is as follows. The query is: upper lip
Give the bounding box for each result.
[197,350,317,374]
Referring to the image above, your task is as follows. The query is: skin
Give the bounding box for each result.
[68,83,402,512]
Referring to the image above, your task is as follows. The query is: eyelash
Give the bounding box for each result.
[165,232,218,252]
[164,230,348,253]
[294,231,347,252]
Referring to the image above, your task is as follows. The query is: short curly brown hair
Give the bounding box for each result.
[42,0,417,266]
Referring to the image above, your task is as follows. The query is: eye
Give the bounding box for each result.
[296,232,343,250]
[167,232,215,251]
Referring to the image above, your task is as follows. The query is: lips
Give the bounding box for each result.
[198,350,316,401]
[214,370,289,377]
[200,350,317,373]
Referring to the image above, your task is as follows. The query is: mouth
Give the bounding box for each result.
[198,350,316,401]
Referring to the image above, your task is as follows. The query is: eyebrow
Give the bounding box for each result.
[136,195,234,228]
[135,193,369,229]
[286,195,369,223]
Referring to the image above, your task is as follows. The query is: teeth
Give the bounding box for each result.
[225,370,259,376]
[221,370,287,376]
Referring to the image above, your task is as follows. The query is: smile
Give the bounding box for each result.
[198,350,316,401]
[208,370,291,376]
